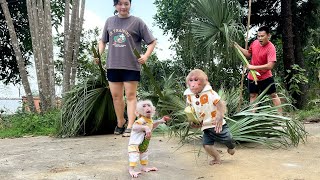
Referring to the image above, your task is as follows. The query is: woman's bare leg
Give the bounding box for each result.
[124,81,138,129]
[109,82,126,128]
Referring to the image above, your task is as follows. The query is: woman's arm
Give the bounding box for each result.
[138,40,157,64]
[98,40,106,55]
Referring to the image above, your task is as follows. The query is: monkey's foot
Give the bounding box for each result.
[129,170,141,178]
[227,148,235,155]
[209,160,221,165]
[141,166,158,172]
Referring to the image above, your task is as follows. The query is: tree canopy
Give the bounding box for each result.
[0,0,64,85]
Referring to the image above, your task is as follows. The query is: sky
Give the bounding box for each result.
[0,0,174,112]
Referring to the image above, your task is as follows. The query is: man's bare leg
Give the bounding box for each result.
[203,145,221,165]
[270,93,282,114]
[249,93,258,112]
[129,166,141,178]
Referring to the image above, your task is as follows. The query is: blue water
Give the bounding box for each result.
[0,100,22,114]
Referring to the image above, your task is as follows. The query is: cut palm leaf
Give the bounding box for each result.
[133,48,163,98]
[234,46,259,85]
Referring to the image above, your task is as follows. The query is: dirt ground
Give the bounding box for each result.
[1,123,320,180]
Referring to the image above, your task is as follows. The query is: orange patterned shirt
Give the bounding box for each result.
[184,85,225,131]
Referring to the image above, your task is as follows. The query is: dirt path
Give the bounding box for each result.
[1,123,320,180]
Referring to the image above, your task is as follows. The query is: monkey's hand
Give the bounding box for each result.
[215,118,223,134]
[152,116,171,129]
[190,122,202,129]
[162,115,171,122]
[158,116,171,123]
[144,126,152,139]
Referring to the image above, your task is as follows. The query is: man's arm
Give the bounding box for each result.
[247,61,275,70]
[234,42,251,59]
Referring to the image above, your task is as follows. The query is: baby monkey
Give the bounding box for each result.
[184,69,235,165]
[128,99,170,178]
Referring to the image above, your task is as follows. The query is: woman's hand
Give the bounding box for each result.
[138,54,148,64]
[93,58,100,64]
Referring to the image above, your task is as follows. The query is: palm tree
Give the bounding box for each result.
[190,0,245,60]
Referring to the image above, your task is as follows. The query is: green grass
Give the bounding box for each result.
[295,107,320,122]
[0,110,60,138]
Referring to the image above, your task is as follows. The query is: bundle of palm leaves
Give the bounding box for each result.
[140,72,306,148]
[57,47,116,137]
[227,96,306,148]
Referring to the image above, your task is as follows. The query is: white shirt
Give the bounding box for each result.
[184,85,225,131]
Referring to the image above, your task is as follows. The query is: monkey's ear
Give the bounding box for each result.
[151,106,156,116]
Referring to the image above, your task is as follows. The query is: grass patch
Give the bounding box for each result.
[295,107,320,123]
[0,110,60,138]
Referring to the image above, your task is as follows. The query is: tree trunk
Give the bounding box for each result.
[281,0,295,93]
[292,0,306,109]
[70,0,85,87]
[1,0,35,112]
[44,0,56,108]
[26,0,55,111]
[62,0,75,94]
[37,0,51,111]
[26,0,44,111]
[292,24,306,109]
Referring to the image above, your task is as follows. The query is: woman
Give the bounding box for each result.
[98,0,157,137]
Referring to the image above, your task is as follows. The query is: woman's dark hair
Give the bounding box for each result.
[113,0,132,15]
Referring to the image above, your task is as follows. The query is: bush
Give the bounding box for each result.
[0,110,60,138]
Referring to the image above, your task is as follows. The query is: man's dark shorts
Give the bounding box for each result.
[107,69,140,82]
[203,124,235,149]
[248,77,276,95]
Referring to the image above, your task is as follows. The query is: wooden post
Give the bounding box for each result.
[237,0,252,112]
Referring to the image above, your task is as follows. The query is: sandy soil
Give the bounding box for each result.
[1,123,320,180]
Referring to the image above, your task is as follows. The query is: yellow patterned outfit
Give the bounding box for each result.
[128,116,153,167]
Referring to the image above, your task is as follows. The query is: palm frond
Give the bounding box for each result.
[58,76,116,137]
[57,45,117,137]
[140,63,306,148]
[190,0,245,61]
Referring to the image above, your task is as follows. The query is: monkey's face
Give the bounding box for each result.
[142,103,154,118]
[188,76,204,94]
